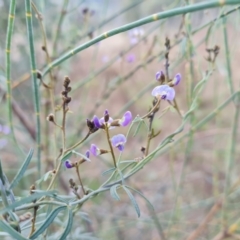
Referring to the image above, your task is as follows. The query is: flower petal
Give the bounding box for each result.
[166,87,175,101]
[111,134,127,147]
[92,115,101,128]
[173,73,181,86]
[151,85,169,97]
[65,160,73,169]
[90,144,100,156]
[117,144,124,151]
[120,111,132,126]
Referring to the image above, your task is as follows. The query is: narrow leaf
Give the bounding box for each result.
[102,167,116,176]
[30,206,66,239]
[61,151,72,162]
[0,220,27,240]
[72,150,91,162]
[110,184,121,201]
[123,186,140,217]
[59,209,73,240]
[0,160,5,184]
[125,186,154,210]
[9,149,34,190]
[0,190,56,215]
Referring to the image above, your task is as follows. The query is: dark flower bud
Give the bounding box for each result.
[47,113,54,122]
[36,70,42,79]
[64,76,71,87]
[86,119,94,129]
[82,8,89,14]
[66,87,72,92]
[104,109,109,122]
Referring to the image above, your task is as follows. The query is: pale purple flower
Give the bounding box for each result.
[155,71,164,81]
[126,54,135,63]
[172,73,181,86]
[111,134,127,151]
[65,160,73,169]
[90,144,101,156]
[0,139,7,149]
[151,85,175,101]
[128,28,144,45]
[2,125,10,135]
[130,37,138,45]
[118,111,132,127]
[102,55,109,63]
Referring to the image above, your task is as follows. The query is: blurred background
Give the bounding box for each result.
[0,0,240,239]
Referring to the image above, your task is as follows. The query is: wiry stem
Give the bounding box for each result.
[105,126,117,168]
[141,97,161,119]
[76,166,86,195]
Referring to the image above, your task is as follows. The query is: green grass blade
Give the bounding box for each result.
[9,149,33,190]
[25,0,41,178]
[5,0,19,147]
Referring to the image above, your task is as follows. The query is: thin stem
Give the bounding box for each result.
[105,126,117,168]
[52,0,69,56]
[25,0,41,177]
[141,97,161,119]
[75,166,86,195]
[62,103,67,150]
[66,131,91,152]
[29,206,38,237]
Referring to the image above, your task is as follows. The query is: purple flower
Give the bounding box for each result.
[151,85,175,101]
[111,134,127,151]
[99,116,113,126]
[90,144,101,156]
[92,115,101,129]
[85,150,90,159]
[155,71,164,81]
[65,160,73,169]
[172,73,181,86]
[126,54,135,63]
[118,111,132,126]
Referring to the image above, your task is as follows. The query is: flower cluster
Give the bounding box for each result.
[65,69,181,169]
[152,72,181,101]
[65,110,132,168]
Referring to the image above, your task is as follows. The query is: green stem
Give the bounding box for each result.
[25,0,41,177]
[222,16,234,95]
[42,0,240,76]
[5,0,19,148]
[222,92,240,223]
